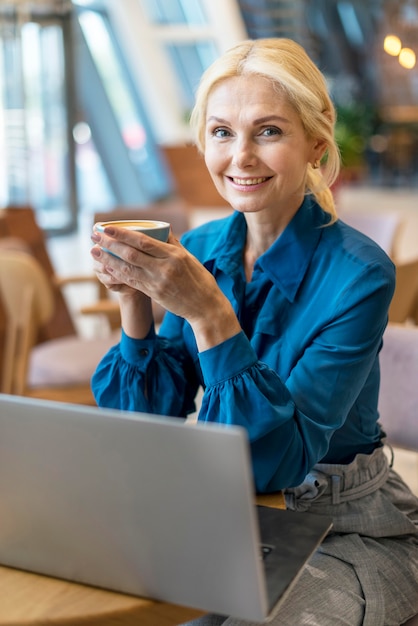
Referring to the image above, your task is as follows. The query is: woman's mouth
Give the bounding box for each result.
[231,176,270,186]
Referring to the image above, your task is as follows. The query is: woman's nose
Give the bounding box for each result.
[232,139,258,169]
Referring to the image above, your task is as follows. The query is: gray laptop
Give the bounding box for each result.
[0,393,332,622]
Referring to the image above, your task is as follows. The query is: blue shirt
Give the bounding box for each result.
[92,197,395,493]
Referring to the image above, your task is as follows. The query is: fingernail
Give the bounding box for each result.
[104,226,115,236]
[91,232,100,242]
[91,247,101,257]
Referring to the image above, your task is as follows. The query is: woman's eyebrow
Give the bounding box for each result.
[207,115,290,125]
[206,116,229,124]
[253,115,290,124]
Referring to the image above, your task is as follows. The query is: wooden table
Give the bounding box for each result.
[0,565,206,625]
[0,493,285,625]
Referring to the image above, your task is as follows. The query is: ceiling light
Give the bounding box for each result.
[398,47,416,69]
[383,34,402,56]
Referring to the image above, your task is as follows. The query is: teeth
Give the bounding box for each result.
[233,177,267,186]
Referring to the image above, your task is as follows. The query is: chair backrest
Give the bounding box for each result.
[389,258,418,324]
[378,323,418,451]
[340,211,402,259]
[0,249,55,395]
[162,145,227,207]
[0,205,76,341]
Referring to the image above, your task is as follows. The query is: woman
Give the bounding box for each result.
[90,39,418,625]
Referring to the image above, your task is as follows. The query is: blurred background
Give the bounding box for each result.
[0,0,417,234]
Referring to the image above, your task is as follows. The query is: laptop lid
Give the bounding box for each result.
[0,394,331,622]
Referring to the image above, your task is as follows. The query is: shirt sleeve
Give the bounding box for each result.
[91,326,198,417]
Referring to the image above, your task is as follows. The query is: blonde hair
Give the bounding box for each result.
[190,38,340,221]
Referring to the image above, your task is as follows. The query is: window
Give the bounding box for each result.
[141,0,218,113]
[165,41,218,111]
[0,9,77,233]
[142,0,207,25]
[74,5,172,208]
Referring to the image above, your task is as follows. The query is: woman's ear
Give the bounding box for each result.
[311,139,327,166]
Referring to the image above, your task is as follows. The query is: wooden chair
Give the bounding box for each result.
[0,205,118,341]
[161,145,227,207]
[389,258,418,324]
[0,206,77,342]
[0,248,119,405]
[0,205,125,338]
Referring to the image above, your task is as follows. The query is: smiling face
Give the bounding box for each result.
[204,74,324,226]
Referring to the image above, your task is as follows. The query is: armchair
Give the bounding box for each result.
[0,247,119,405]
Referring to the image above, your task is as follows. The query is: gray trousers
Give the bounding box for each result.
[181,446,418,626]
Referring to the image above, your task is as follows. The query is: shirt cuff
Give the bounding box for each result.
[198,331,258,387]
[120,327,156,366]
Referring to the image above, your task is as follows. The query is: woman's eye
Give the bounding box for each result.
[212,127,231,138]
[261,126,282,137]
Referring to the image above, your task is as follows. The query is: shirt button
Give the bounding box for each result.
[139,348,149,357]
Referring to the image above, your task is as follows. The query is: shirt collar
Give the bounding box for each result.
[257,196,330,302]
[204,196,331,302]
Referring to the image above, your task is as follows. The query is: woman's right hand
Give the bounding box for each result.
[91,242,138,296]
[90,238,154,338]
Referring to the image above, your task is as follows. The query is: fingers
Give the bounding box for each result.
[90,245,124,290]
[90,227,191,310]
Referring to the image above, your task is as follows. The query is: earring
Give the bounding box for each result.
[313,159,321,169]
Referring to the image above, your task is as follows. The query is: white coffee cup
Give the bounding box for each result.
[95,219,170,242]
